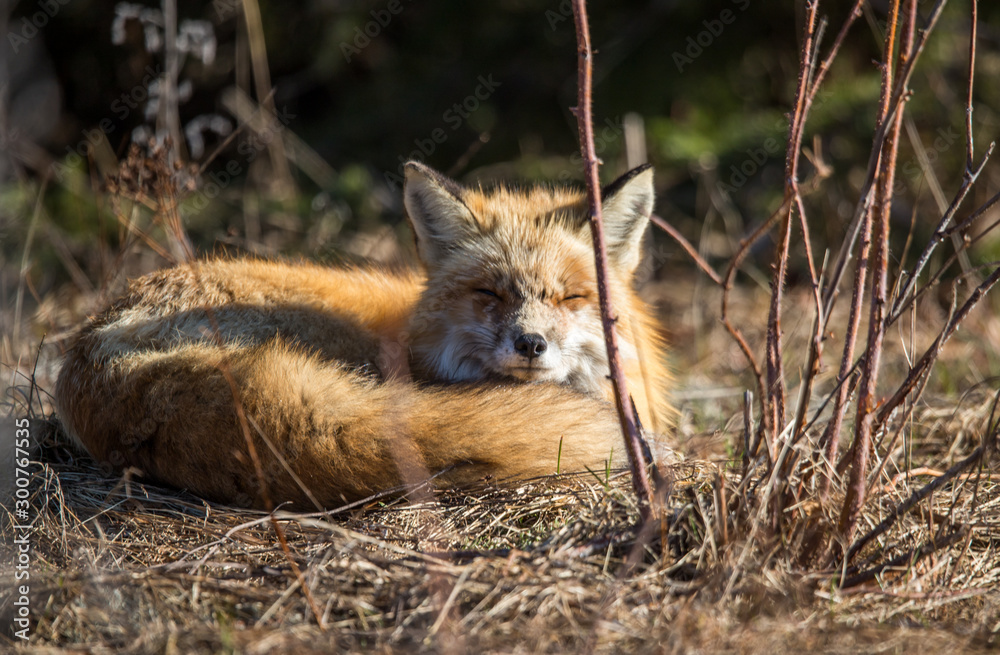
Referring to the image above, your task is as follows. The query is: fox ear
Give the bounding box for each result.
[600,164,655,273]
[403,161,478,264]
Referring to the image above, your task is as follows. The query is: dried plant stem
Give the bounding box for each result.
[965,1,978,173]
[240,0,294,193]
[159,0,186,163]
[720,201,785,443]
[570,0,654,519]
[787,194,824,447]
[845,442,992,565]
[839,0,914,547]
[761,2,820,528]
[784,4,867,462]
[876,265,1000,426]
[887,1,992,326]
[841,528,968,588]
[650,213,722,285]
[815,0,904,501]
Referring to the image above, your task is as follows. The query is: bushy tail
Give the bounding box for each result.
[56,338,626,509]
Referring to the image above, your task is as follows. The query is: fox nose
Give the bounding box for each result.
[514,333,548,359]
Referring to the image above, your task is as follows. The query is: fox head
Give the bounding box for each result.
[403,161,656,397]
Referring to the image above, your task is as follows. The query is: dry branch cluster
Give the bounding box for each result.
[644,0,1000,583]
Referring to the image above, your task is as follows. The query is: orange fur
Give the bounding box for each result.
[55,162,670,509]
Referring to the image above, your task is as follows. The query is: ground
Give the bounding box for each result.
[2,271,999,653]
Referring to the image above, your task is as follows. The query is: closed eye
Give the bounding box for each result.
[562,294,586,302]
[475,288,500,299]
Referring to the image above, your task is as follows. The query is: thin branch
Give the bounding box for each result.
[845,441,990,564]
[966,0,978,172]
[841,528,968,588]
[763,1,819,447]
[787,190,825,449]
[720,199,787,443]
[887,148,992,325]
[825,0,948,327]
[839,0,914,546]
[650,213,722,285]
[570,0,655,520]
[876,263,1000,426]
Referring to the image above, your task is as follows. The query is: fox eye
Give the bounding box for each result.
[562,294,586,302]
[474,288,500,299]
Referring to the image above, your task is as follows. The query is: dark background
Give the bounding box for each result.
[2,0,999,334]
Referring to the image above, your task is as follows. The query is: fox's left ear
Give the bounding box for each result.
[600,164,655,273]
[403,161,479,265]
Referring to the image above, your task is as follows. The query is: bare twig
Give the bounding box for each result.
[239,0,294,194]
[650,213,722,285]
[762,2,819,447]
[570,0,655,520]
[720,200,786,443]
[845,442,992,564]
[839,0,914,548]
[887,0,992,325]
[159,0,186,163]
[876,264,1000,426]
[965,0,978,172]
[815,0,906,502]
[841,528,968,588]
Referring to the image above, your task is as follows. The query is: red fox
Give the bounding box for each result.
[55,162,670,510]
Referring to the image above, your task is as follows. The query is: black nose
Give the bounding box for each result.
[514,333,548,359]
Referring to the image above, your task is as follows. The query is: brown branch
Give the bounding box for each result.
[893,174,1000,320]
[718,0,864,461]
[838,0,914,546]
[649,213,722,285]
[720,200,787,446]
[817,197,874,501]
[966,0,978,172]
[763,1,819,449]
[946,185,1000,239]
[784,4,867,458]
[570,0,655,520]
[840,528,968,589]
[845,441,991,564]
[805,0,864,108]
[887,148,992,325]
[815,0,912,501]
[876,263,1000,426]
[887,0,992,325]
[824,0,948,327]
[787,189,824,449]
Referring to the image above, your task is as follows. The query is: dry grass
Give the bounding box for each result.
[2,276,999,653]
[3,419,999,654]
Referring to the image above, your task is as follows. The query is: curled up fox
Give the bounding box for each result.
[55,162,670,510]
